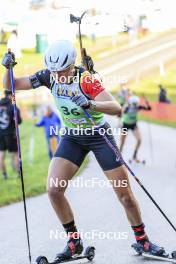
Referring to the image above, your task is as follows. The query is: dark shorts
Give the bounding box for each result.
[0,134,18,152]
[122,122,137,131]
[54,123,124,171]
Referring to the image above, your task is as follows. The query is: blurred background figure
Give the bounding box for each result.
[7,30,22,59]
[117,81,130,106]
[119,95,151,163]
[35,105,61,159]
[0,29,6,44]
[158,84,171,104]
[0,90,22,179]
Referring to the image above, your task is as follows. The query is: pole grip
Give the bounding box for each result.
[81,48,89,71]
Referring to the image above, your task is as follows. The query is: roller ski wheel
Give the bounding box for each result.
[84,246,95,261]
[172,251,176,259]
[36,256,49,264]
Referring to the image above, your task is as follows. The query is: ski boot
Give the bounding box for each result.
[55,234,83,262]
[132,241,168,257]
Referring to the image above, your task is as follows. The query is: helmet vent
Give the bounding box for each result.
[61,54,68,67]
[44,56,48,66]
[50,56,60,63]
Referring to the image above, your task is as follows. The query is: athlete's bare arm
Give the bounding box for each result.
[3,69,32,90]
[94,90,122,116]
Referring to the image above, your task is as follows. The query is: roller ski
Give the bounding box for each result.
[132,241,176,263]
[36,236,95,264]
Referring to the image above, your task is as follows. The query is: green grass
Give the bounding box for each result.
[0,120,48,206]
[0,121,89,206]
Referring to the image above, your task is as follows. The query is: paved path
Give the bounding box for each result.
[0,121,176,264]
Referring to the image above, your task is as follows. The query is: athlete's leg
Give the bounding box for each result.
[119,124,128,152]
[95,136,165,252]
[0,151,8,179]
[46,137,53,159]
[11,152,19,172]
[92,125,148,245]
[47,135,88,260]
[8,134,19,176]
[50,136,58,156]
[47,157,79,224]
[119,133,127,152]
[104,165,142,226]
[132,127,142,160]
[0,136,8,179]
[47,135,88,224]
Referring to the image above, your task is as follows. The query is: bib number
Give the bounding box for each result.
[61,106,80,116]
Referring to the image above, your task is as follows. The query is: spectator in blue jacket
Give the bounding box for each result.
[36,106,61,159]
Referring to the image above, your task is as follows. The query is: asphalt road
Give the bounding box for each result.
[0,121,176,264]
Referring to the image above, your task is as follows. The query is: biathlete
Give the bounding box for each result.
[2,40,165,261]
[117,81,130,106]
[119,95,151,163]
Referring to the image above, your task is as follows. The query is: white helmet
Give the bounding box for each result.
[128,95,140,105]
[44,40,77,72]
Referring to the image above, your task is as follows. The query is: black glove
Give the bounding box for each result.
[2,52,17,69]
[82,55,95,73]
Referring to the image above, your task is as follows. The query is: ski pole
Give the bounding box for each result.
[9,52,32,263]
[83,108,176,233]
[142,94,154,163]
[70,11,96,74]
[70,11,176,232]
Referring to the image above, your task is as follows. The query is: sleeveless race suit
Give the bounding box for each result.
[29,67,123,171]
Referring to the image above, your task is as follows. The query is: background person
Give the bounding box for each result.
[119,95,151,162]
[117,81,130,106]
[35,105,61,159]
[0,90,22,179]
[158,84,171,104]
